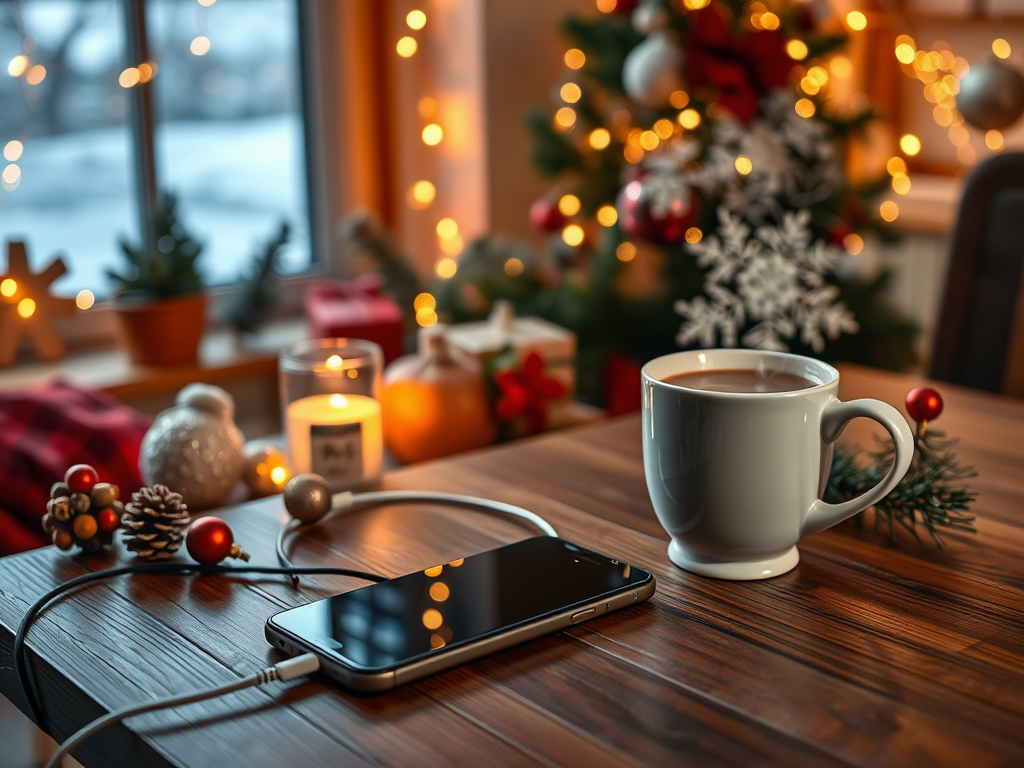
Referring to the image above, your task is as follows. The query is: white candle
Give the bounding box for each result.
[286,393,383,486]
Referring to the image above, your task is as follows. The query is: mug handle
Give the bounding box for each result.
[802,398,915,537]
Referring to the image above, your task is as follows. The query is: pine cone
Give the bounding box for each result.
[121,485,191,561]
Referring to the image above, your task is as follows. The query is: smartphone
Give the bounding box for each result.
[265,536,655,692]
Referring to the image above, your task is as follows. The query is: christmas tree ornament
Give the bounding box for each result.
[186,516,251,564]
[956,59,1024,131]
[121,484,191,561]
[529,197,568,232]
[906,386,943,436]
[631,2,668,35]
[243,440,291,497]
[381,327,496,463]
[0,241,78,367]
[622,31,685,108]
[617,171,698,244]
[283,473,333,524]
[491,351,568,436]
[140,383,245,510]
[43,464,120,554]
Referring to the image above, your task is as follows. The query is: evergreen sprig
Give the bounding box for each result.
[825,429,977,547]
[223,221,290,334]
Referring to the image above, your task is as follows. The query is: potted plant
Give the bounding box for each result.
[109,193,206,366]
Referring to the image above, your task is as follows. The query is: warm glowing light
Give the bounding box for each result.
[759,12,780,30]
[429,582,450,601]
[623,145,644,163]
[424,565,443,577]
[422,123,443,145]
[807,66,829,86]
[560,82,582,103]
[734,156,753,175]
[562,224,585,246]
[190,36,211,56]
[418,97,438,118]
[615,242,636,262]
[119,67,140,88]
[957,143,977,165]
[3,140,23,161]
[414,293,436,312]
[436,258,458,279]
[329,394,349,409]
[843,233,864,255]
[565,48,586,70]
[422,608,443,630]
[555,107,577,129]
[16,297,35,319]
[986,130,1005,151]
[596,0,616,12]
[75,290,95,310]
[416,308,438,327]
[846,11,867,31]
[830,56,853,78]
[786,40,808,60]
[669,92,689,110]
[198,0,217,6]
[653,119,674,139]
[439,233,464,255]
[504,257,524,277]
[684,227,703,244]
[589,128,610,149]
[597,205,618,226]
[430,634,446,649]
[879,201,899,222]
[948,124,970,148]
[952,57,970,78]
[895,44,916,64]
[8,55,28,77]
[800,77,820,96]
[639,130,660,150]
[900,134,921,156]
[887,157,907,176]
[2,164,21,185]
[396,36,418,57]
[448,558,464,567]
[137,61,157,82]
[409,180,436,208]
[934,105,954,127]
[683,0,710,8]
[407,10,427,30]
[25,65,45,85]
[558,194,581,216]
[0,279,16,297]
[678,109,701,129]
[436,218,458,239]
[892,174,911,194]
[795,98,816,118]
[993,39,1011,59]
[270,466,288,486]
[325,354,343,370]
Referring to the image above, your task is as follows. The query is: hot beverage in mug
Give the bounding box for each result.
[642,349,914,580]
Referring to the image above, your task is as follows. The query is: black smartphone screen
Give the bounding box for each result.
[270,536,650,671]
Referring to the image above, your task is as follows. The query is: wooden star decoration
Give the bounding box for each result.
[0,241,77,366]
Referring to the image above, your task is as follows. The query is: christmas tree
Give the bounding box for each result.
[435,0,919,405]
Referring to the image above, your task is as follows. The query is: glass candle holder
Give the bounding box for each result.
[279,339,384,489]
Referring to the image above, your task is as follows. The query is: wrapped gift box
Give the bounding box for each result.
[442,302,576,428]
[305,276,405,363]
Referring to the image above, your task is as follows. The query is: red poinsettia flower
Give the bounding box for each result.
[686,5,797,124]
[494,352,567,435]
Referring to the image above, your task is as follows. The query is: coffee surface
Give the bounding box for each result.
[662,368,817,393]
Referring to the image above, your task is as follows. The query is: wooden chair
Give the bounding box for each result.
[930,152,1024,397]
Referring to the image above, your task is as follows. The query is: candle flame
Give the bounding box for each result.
[329,394,348,408]
[325,354,343,370]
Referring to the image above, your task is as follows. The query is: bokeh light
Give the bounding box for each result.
[669,90,689,109]
[435,218,458,239]
[75,290,95,310]
[555,107,577,129]
[560,82,582,104]
[558,194,581,216]
[846,11,867,31]
[562,224,585,246]
[408,180,436,209]
[597,205,618,226]
[986,130,1005,151]
[786,40,808,60]
[396,37,418,57]
[900,134,921,155]
[504,258,524,277]
[435,258,457,279]
[407,10,427,30]
[615,242,636,262]
[422,123,443,146]
[564,49,585,70]
[678,109,701,129]
[8,55,28,77]
[734,156,753,175]
[993,39,1011,59]
[17,297,35,318]
[3,140,23,162]
[190,36,211,56]
[843,233,864,255]
[25,64,45,85]
[795,99,816,118]
[684,227,703,244]
[879,201,899,222]
[589,128,610,149]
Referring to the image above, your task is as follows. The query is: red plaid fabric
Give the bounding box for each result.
[0,380,152,556]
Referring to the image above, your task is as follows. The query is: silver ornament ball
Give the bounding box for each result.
[631,2,669,35]
[956,59,1024,130]
[622,31,685,108]
[284,473,332,523]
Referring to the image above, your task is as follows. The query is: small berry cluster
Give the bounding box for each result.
[43,464,122,552]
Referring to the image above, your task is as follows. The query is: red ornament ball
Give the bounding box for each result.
[529,197,568,233]
[64,464,99,494]
[616,172,698,245]
[906,386,944,422]
[186,517,236,565]
[97,507,121,533]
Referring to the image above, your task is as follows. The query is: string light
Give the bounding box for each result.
[669,90,689,109]
[830,56,853,78]
[678,109,701,129]
[684,228,702,244]
[683,0,711,8]
[653,119,674,139]
[2,163,21,190]
[564,49,585,70]
[986,130,1005,151]
[439,234,464,255]
[639,130,659,150]
[408,180,436,209]
[843,233,864,255]
[435,218,458,239]
[786,40,808,60]
[895,43,916,65]
[794,98,815,118]
[75,290,95,310]
[759,12,780,30]
[560,83,581,104]
[956,144,977,165]
[886,157,907,176]
[892,175,911,194]
[846,11,867,31]
[396,37,418,57]
[562,224,584,247]
[504,258,524,276]
[198,0,217,6]
[406,10,427,30]
[25,65,45,85]
[879,201,899,222]
[119,67,141,88]
[558,194,581,216]
[414,293,436,312]
[416,306,438,327]
[554,107,576,130]
[8,55,28,77]
[418,97,438,118]
[992,39,1011,59]
[421,123,443,145]
[190,36,210,56]
[597,205,618,226]
[3,141,23,162]
[596,0,616,12]
[615,242,636,262]
[589,128,610,150]
[623,145,643,163]
[17,297,35,318]
[734,156,753,175]
[899,134,921,156]
[0,278,16,297]
[138,61,157,82]
[435,258,457,279]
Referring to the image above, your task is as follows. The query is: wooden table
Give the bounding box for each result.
[1,365,1023,767]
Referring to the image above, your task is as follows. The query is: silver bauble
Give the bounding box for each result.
[631,2,669,35]
[622,31,684,108]
[140,383,245,510]
[956,59,1024,130]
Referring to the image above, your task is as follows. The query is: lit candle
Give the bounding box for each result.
[285,393,383,487]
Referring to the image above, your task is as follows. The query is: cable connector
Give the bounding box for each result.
[270,652,321,682]
[332,491,355,510]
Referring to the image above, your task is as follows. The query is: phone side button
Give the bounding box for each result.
[570,608,596,624]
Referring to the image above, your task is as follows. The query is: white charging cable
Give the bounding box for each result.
[47,653,321,768]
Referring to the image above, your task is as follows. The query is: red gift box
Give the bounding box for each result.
[305,275,405,363]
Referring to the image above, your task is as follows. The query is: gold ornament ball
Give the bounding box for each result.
[53,528,74,551]
[73,514,98,540]
[283,473,332,523]
[243,441,291,497]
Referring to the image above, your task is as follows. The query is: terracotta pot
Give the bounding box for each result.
[114,292,207,366]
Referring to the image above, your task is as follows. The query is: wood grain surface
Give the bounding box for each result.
[1,364,1022,767]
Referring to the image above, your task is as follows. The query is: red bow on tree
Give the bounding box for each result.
[686,6,797,124]
[494,352,567,435]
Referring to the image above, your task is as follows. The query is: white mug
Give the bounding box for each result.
[641,349,914,580]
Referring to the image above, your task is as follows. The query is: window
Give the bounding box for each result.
[0,0,312,298]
